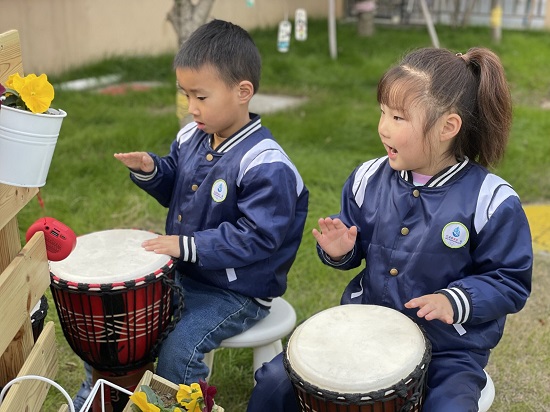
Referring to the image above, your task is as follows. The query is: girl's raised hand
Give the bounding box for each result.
[312,217,357,261]
[114,152,155,173]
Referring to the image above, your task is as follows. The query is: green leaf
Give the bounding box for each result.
[141,384,165,407]
[1,94,18,106]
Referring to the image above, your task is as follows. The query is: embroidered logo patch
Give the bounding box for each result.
[211,179,228,203]
[442,222,469,248]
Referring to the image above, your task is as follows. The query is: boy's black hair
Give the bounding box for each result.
[174,19,261,94]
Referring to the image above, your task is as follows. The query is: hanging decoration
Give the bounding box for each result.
[295,8,308,41]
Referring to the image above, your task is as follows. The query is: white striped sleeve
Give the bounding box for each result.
[179,235,197,263]
[131,166,158,181]
[435,287,472,324]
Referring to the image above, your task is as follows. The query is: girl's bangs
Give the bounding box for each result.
[377,67,428,112]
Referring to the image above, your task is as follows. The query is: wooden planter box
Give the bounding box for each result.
[123,370,224,412]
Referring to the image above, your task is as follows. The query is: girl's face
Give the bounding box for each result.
[176,65,250,140]
[378,102,444,176]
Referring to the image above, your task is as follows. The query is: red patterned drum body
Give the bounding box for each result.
[284,305,431,412]
[49,229,178,373]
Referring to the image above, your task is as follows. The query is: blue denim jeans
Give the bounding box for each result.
[155,275,269,384]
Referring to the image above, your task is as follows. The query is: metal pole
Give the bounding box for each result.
[418,0,440,48]
[328,0,338,59]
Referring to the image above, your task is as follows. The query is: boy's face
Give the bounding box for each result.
[176,65,251,139]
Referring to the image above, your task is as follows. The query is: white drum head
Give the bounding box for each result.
[49,229,172,284]
[287,304,427,394]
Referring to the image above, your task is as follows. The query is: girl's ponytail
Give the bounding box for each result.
[463,47,512,167]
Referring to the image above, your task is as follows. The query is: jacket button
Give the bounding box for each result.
[413,189,420,197]
[206,153,213,161]
[389,268,399,276]
[177,215,182,222]
[191,184,199,191]
[401,227,410,236]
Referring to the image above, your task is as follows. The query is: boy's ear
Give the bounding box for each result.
[440,113,462,142]
[238,80,254,103]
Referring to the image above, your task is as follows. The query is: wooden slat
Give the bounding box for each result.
[0,185,39,275]
[0,184,39,231]
[0,29,24,84]
[0,322,58,412]
[0,319,35,388]
[0,217,21,275]
[0,231,50,386]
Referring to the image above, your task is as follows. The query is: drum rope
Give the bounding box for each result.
[149,271,185,359]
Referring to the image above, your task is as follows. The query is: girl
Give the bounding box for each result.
[247,47,532,412]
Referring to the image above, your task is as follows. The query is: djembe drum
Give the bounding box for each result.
[49,229,183,411]
[283,305,431,412]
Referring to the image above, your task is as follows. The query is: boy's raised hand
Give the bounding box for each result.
[312,217,357,261]
[114,152,155,173]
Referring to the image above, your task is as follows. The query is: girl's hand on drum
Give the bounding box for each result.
[405,294,454,324]
[142,235,180,258]
[312,217,357,261]
[114,152,155,173]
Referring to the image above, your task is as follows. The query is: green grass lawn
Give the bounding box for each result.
[24,20,550,411]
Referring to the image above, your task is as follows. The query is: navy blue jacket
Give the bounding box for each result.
[319,157,532,353]
[132,115,308,300]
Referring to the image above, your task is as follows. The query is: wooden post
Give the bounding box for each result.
[0,29,59,412]
[490,0,503,43]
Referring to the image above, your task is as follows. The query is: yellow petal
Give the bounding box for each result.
[128,391,161,412]
[6,73,25,92]
[176,383,193,403]
[19,73,54,113]
[129,392,149,409]
[181,398,202,412]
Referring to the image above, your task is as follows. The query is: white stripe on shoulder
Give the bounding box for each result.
[474,174,518,234]
[237,139,304,195]
[352,157,387,207]
[176,122,198,148]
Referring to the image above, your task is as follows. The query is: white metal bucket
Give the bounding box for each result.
[0,105,66,187]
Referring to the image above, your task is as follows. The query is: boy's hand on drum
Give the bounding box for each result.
[142,235,180,258]
[114,152,155,173]
[405,294,454,324]
[312,217,357,261]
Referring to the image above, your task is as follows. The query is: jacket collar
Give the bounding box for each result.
[213,113,261,153]
[399,157,470,187]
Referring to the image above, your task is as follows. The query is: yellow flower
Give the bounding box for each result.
[177,383,203,412]
[3,72,55,113]
[19,73,54,113]
[5,73,25,92]
[129,391,161,412]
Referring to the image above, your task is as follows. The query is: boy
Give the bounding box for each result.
[114,19,308,385]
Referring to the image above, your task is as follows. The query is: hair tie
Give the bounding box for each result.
[456,52,463,57]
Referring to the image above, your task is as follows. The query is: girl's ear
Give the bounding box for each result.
[237,80,254,103]
[440,113,462,142]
